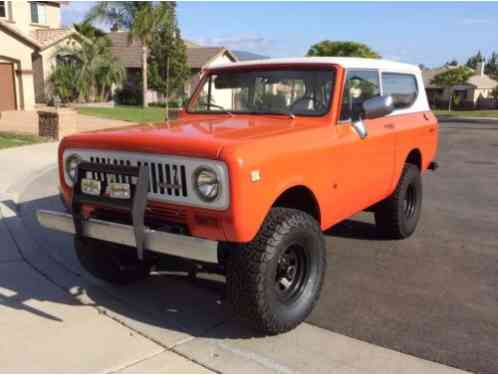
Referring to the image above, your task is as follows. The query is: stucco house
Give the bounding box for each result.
[107,31,238,103]
[0,1,83,111]
[423,63,497,109]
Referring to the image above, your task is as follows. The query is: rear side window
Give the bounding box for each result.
[382,73,418,109]
[340,70,380,121]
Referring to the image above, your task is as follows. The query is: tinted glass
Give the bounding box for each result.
[188,69,335,117]
[31,2,39,23]
[382,73,418,109]
[0,2,6,18]
[340,70,380,121]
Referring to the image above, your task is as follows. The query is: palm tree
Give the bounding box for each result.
[86,2,172,107]
[97,57,125,101]
[56,35,123,103]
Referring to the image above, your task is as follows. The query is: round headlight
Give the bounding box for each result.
[193,167,221,202]
[65,154,82,184]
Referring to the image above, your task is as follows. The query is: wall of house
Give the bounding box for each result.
[9,1,61,35]
[0,29,35,110]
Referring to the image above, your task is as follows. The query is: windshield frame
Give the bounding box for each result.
[185,64,337,118]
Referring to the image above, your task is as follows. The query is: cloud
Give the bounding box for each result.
[189,34,276,54]
[462,18,493,25]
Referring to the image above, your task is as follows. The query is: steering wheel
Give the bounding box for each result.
[289,96,325,112]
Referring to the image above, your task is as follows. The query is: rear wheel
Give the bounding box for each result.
[74,237,152,285]
[225,208,326,334]
[375,163,422,239]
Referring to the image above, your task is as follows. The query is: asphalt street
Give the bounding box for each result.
[14,121,498,372]
[311,121,498,372]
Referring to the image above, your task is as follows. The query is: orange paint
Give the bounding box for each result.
[58,62,438,243]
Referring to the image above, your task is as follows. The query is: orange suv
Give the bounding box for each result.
[38,57,439,334]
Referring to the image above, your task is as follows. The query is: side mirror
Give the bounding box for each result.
[362,95,394,119]
[351,119,368,140]
[350,95,394,140]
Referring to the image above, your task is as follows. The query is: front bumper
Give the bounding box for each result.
[37,209,219,264]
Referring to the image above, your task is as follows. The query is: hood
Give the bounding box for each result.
[61,115,322,159]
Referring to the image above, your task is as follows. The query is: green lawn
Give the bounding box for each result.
[434,109,498,118]
[0,132,48,150]
[77,106,167,123]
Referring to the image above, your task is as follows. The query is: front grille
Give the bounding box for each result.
[88,156,188,198]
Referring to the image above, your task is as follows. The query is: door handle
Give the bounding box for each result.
[384,123,395,130]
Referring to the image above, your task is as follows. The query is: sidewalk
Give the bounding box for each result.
[0,143,208,372]
[0,143,463,373]
[437,115,498,124]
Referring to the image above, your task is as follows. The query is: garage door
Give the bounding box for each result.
[0,63,16,111]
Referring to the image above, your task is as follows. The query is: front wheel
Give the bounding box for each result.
[375,163,422,239]
[225,208,326,334]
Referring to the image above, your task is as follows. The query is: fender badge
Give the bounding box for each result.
[250,170,261,182]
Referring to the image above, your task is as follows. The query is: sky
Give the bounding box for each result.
[62,1,498,68]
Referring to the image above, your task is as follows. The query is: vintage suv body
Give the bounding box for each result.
[38,57,439,334]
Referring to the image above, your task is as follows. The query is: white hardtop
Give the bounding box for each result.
[210,57,421,74]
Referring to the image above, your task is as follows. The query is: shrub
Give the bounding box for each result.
[113,84,143,106]
[49,63,79,104]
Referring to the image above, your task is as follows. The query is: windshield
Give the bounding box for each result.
[188,68,335,117]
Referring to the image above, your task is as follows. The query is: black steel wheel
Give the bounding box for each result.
[375,163,423,239]
[226,208,326,334]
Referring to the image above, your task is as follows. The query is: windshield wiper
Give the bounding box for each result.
[257,109,295,119]
[198,103,233,116]
[275,109,295,119]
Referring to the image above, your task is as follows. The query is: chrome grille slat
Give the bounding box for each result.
[86,153,189,199]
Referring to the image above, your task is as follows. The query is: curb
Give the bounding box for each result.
[437,116,498,125]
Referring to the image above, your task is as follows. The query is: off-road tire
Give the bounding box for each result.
[375,163,422,239]
[75,237,152,285]
[225,208,326,334]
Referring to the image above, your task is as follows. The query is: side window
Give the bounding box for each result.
[382,73,418,109]
[340,70,380,121]
[0,2,6,18]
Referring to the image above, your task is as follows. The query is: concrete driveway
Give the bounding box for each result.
[2,121,495,372]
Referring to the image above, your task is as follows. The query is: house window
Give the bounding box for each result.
[31,2,47,24]
[0,2,6,18]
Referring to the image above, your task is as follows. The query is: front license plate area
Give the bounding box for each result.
[81,178,101,196]
[106,182,131,200]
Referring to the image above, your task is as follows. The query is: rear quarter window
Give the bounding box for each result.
[381,73,418,109]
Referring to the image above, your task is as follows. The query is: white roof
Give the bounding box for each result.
[210,57,421,74]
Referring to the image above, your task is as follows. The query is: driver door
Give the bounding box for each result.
[333,69,396,216]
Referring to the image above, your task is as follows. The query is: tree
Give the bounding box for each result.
[96,57,125,101]
[445,59,458,66]
[148,3,189,104]
[49,63,79,104]
[485,52,498,79]
[56,33,124,102]
[86,2,172,107]
[306,41,381,58]
[74,21,106,39]
[431,66,473,111]
[466,51,485,70]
